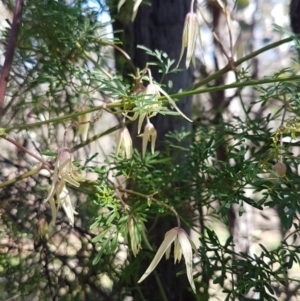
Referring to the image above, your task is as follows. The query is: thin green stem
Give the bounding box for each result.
[0,165,42,188]
[279,95,288,163]
[5,103,121,132]
[154,271,168,301]
[233,71,248,119]
[4,37,299,133]
[191,36,296,90]
[167,75,300,100]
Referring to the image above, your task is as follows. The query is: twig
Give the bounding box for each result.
[279,95,288,163]
[2,136,51,167]
[0,0,24,116]
[6,104,106,132]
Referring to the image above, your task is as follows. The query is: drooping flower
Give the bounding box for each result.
[124,69,192,134]
[116,127,133,159]
[126,82,162,135]
[177,11,201,69]
[138,227,197,293]
[127,217,153,257]
[140,120,157,157]
[58,184,77,226]
[45,147,83,226]
[126,81,192,134]
[56,147,83,186]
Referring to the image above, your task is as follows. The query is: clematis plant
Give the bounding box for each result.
[138,227,197,293]
[45,147,84,226]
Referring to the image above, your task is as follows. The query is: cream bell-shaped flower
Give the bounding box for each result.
[138,227,197,293]
[125,70,192,133]
[178,11,201,69]
[132,0,143,21]
[126,82,162,135]
[137,82,192,133]
[137,83,162,134]
[116,127,133,159]
[140,120,157,157]
[56,147,83,187]
[125,212,153,257]
[45,147,83,226]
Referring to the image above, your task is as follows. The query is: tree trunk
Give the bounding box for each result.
[133,2,194,300]
[110,1,194,299]
[132,1,193,150]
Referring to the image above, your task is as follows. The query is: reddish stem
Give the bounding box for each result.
[3,136,51,167]
[0,0,24,116]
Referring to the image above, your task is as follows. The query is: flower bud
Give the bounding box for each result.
[272,162,286,178]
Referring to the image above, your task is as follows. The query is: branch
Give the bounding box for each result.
[0,0,24,116]
[0,165,42,189]
[2,136,51,167]
[191,36,296,90]
[167,75,300,100]
[6,104,107,132]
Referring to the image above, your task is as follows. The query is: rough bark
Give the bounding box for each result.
[110,1,194,299]
[290,0,300,34]
[133,2,194,300]
[132,1,193,149]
